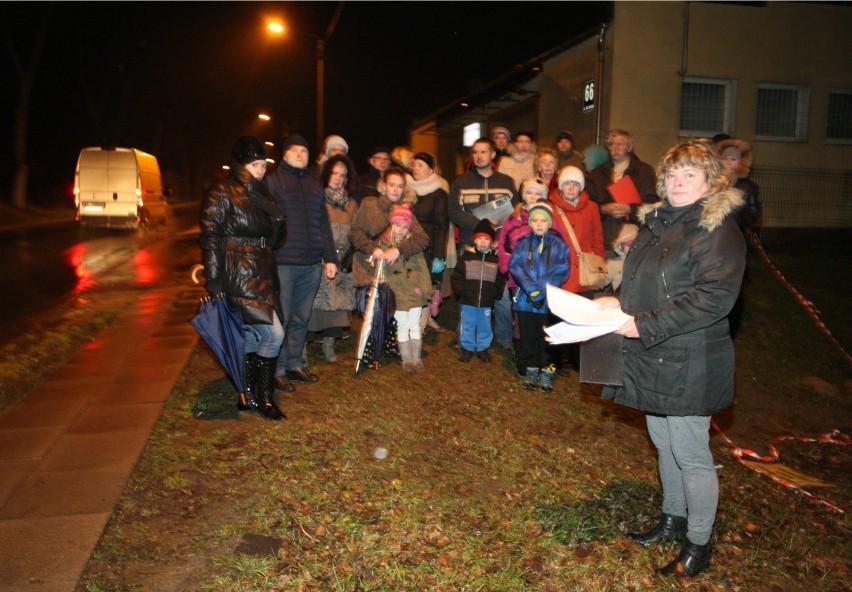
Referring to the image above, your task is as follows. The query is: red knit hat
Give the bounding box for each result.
[388,204,414,230]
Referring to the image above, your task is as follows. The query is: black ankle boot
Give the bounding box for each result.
[255,355,286,421]
[238,353,259,411]
[659,538,712,578]
[627,513,687,546]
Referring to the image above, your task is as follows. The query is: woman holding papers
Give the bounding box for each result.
[599,139,746,579]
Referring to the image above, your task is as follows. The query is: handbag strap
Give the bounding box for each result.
[553,204,582,254]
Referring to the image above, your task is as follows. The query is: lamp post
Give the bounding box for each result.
[266,2,344,146]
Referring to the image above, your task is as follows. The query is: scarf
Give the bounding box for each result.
[324,186,350,209]
[406,172,446,197]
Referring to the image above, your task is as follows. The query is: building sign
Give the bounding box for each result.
[583,80,595,113]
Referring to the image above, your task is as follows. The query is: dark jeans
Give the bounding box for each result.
[276,262,323,375]
[515,310,551,369]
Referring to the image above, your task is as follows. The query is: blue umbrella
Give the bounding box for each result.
[190,294,245,392]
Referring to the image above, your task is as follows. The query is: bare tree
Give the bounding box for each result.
[1,7,52,208]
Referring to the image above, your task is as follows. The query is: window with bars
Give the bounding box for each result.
[755,83,809,141]
[679,77,736,137]
[826,89,852,142]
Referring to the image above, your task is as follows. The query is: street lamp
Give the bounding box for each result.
[266,2,344,146]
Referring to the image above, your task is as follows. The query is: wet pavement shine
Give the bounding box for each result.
[0,285,203,591]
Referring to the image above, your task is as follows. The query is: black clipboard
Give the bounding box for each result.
[579,333,624,385]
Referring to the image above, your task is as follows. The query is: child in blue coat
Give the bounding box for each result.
[508,202,570,391]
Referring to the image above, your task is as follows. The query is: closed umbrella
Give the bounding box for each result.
[355,258,389,373]
[190,294,245,392]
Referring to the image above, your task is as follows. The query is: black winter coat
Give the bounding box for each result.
[601,187,746,416]
[266,162,339,267]
[200,164,286,325]
[451,246,505,308]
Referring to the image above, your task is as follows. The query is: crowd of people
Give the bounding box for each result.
[199,126,759,579]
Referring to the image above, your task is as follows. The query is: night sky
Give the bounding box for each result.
[1,1,610,202]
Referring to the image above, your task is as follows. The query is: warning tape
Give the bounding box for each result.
[748,229,851,364]
[711,419,848,513]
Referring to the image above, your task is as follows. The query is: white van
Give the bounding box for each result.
[74,147,169,229]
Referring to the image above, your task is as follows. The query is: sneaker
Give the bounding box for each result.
[458,349,474,363]
[476,350,491,362]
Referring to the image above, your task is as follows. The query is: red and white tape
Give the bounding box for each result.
[712,419,848,513]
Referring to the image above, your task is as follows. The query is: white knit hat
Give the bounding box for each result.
[323,135,349,155]
[557,165,585,190]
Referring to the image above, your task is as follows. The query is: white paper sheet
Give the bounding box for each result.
[544,284,630,344]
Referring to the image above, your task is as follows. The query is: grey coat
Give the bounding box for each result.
[601,187,746,416]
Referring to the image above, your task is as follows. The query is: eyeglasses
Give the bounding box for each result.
[372,156,391,162]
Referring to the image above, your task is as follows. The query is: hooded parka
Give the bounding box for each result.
[601,187,746,416]
[200,163,286,325]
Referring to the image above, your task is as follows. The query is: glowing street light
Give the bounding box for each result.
[258,113,271,121]
[265,3,344,145]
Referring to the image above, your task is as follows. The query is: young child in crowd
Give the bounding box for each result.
[451,219,506,363]
[508,202,569,392]
[382,204,434,372]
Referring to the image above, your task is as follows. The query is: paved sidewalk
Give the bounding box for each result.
[0,285,203,591]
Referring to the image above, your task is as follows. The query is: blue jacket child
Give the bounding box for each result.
[508,202,570,391]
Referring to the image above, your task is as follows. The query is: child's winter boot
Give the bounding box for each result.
[409,338,425,372]
[539,365,555,392]
[523,367,540,390]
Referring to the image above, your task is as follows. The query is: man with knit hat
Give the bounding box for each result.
[310,134,351,180]
[451,219,505,363]
[358,146,392,203]
[449,137,519,352]
[555,130,587,171]
[267,133,339,390]
[491,126,512,163]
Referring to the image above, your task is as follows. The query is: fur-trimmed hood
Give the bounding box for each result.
[637,186,744,233]
[716,138,753,178]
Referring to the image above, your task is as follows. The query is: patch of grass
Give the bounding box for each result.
[536,479,660,546]
[77,249,851,592]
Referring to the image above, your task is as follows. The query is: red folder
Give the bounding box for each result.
[607,175,642,204]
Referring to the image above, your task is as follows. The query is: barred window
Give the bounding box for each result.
[826,90,852,142]
[755,83,809,141]
[679,77,736,137]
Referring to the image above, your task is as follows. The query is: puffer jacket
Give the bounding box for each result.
[200,164,286,325]
[508,230,570,313]
[498,203,569,290]
[349,195,430,288]
[266,162,338,267]
[451,245,505,308]
[601,187,746,416]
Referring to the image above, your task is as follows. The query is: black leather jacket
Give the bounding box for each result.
[200,163,286,325]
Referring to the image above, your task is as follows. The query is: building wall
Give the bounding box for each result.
[609,1,852,169]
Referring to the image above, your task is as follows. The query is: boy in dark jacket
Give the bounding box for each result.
[451,219,506,362]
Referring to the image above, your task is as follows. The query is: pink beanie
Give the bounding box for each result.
[388,205,414,230]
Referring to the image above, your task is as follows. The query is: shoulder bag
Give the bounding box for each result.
[554,206,608,291]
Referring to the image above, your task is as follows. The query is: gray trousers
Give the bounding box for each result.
[646,414,717,545]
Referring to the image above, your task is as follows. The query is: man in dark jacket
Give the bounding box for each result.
[267,134,339,390]
[586,129,659,255]
[357,146,391,203]
[448,138,519,352]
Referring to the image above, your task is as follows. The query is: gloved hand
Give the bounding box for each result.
[205,278,224,296]
[528,290,544,309]
[431,258,446,274]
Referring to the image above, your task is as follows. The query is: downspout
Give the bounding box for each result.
[678,2,690,77]
[594,22,608,145]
